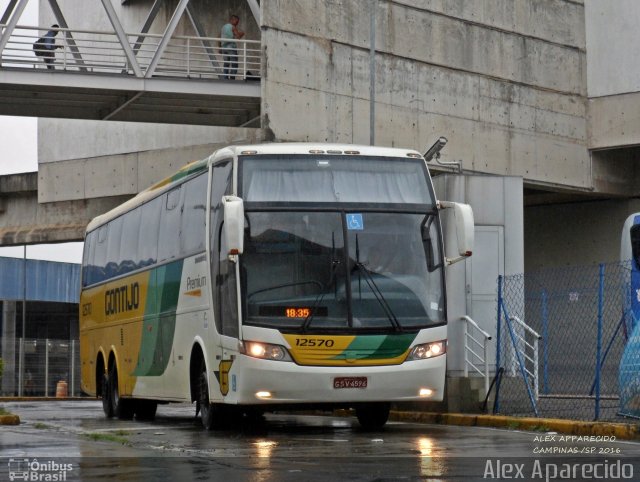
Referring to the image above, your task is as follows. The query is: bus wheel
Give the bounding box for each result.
[199,364,222,430]
[101,372,113,418]
[355,402,390,430]
[135,400,157,421]
[109,364,135,420]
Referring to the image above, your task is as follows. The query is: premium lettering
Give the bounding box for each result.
[187,276,206,291]
[105,283,140,315]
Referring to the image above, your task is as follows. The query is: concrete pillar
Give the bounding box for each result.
[1,300,16,395]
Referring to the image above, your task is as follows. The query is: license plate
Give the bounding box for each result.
[333,377,368,389]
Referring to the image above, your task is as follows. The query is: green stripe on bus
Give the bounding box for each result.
[330,333,416,361]
[363,333,416,359]
[133,259,184,377]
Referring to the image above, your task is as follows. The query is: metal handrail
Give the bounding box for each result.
[0,24,262,80]
[460,316,492,396]
[511,316,542,339]
[508,316,541,400]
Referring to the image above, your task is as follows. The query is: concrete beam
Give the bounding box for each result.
[588,93,640,150]
[0,172,38,194]
[0,172,131,245]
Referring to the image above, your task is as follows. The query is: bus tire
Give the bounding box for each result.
[101,372,114,418]
[355,402,390,430]
[109,364,135,420]
[135,400,157,421]
[199,364,224,430]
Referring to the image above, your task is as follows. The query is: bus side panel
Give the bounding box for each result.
[161,254,213,401]
[80,270,152,398]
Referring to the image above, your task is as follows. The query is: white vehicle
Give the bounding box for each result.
[80,143,473,429]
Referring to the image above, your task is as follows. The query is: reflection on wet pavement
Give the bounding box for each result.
[1,401,639,481]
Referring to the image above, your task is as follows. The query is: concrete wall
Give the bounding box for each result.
[37,121,261,202]
[585,1,640,154]
[262,0,589,190]
[524,199,640,271]
[584,0,640,98]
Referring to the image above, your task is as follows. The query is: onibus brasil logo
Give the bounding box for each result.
[8,458,73,481]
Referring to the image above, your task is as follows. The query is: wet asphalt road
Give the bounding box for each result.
[1,400,639,481]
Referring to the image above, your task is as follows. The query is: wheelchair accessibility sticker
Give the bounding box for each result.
[346,214,364,230]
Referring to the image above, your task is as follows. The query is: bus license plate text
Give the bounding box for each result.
[333,377,367,389]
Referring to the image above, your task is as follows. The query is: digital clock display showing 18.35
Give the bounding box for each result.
[286,307,311,318]
[258,306,328,318]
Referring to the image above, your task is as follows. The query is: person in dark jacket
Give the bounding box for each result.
[33,24,62,70]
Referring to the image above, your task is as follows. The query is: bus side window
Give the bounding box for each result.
[138,197,161,268]
[180,173,207,256]
[158,185,183,263]
[93,225,109,284]
[631,224,640,270]
[120,206,141,276]
[106,217,123,280]
[82,231,96,286]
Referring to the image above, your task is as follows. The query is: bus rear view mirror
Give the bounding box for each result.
[223,195,245,256]
[438,201,474,266]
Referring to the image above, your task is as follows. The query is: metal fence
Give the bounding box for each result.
[0,338,81,397]
[494,262,634,421]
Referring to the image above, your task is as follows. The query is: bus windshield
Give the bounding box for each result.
[241,155,433,205]
[239,155,444,332]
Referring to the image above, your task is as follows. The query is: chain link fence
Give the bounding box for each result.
[494,262,634,421]
[0,338,81,397]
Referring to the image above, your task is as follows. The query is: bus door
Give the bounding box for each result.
[210,161,237,398]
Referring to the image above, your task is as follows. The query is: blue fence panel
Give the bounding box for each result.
[496,262,632,422]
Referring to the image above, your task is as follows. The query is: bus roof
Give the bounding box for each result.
[85,143,425,234]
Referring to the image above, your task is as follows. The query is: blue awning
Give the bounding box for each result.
[0,257,80,303]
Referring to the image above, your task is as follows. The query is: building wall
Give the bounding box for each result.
[524,199,640,271]
[262,0,589,191]
[584,0,640,98]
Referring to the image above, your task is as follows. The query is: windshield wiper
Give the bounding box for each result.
[352,234,402,332]
[352,261,402,332]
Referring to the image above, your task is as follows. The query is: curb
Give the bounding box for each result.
[389,411,640,440]
[0,414,20,425]
[0,397,87,402]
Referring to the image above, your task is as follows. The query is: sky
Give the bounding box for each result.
[0,0,84,264]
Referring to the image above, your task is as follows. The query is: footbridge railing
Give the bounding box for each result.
[0,24,261,80]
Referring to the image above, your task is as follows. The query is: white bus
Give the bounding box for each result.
[80,143,473,429]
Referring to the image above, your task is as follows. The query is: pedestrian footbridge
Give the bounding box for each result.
[0,0,261,126]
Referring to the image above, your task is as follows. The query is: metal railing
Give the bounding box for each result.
[460,315,492,396]
[507,316,541,400]
[0,24,261,80]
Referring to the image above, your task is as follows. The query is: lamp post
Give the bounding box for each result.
[19,244,26,396]
[369,0,376,146]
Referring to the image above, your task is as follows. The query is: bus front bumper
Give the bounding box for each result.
[225,354,446,405]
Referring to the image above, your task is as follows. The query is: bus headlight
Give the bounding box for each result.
[407,340,446,360]
[243,341,292,361]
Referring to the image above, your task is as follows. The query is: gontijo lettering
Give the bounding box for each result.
[105,282,140,315]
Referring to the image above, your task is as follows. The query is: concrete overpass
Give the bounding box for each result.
[0,172,128,245]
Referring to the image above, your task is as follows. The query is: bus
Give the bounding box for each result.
[80,143,474,429]
[619,214,640,419]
